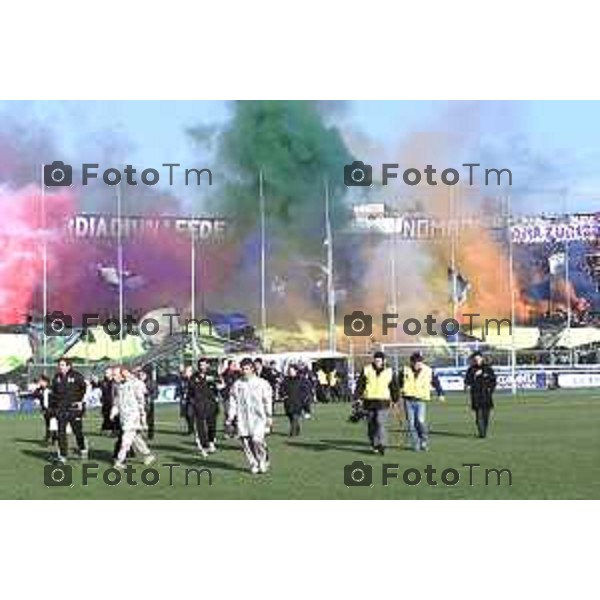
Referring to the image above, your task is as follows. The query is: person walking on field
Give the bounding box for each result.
[51,358,88,463]
[226,357,273,474]
[281,363,312,436]
[354,351,400,455]
[400,352,445,452]
[176,365,195,435]
[111,366,155,469]
[32,374,55,445]
[464,351,497,438]
[100,367,117,436]
[190,358,220,457]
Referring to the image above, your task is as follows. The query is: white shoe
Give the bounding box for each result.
[208,442,216,453]
[250,464,259,475]
[55,454,67,464]
[258,460,269,474]
[304,413,312,420]
[144,454,156,466]
[114,461,125,470]
[79,448,89,460]
[198,448,208,458]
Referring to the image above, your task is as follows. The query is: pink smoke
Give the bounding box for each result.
[0,185,74,323]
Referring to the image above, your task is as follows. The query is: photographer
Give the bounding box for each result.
[354,351,400,455]
[51,358,88,463]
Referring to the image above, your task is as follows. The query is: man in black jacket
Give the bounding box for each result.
[51,358,88,462]
[281,363,312,436]
[176,365,195,435]
[190,358,220,457]
[464,351,497,438]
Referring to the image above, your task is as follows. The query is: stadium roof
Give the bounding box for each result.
[554,327,600,349]
[480,326,541,350]
[65,328,145,361]
[0,334,32,375]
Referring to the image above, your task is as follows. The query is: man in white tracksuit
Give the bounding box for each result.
[226,357,273,475]
[111,366,156,469]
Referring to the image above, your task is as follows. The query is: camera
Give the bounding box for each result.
[344,161,372,187]
[44,464,73,487]
[348,400,367,423]
[344,311,372,337]
[44,311,73,337]
[44,161,73,187]
[344,461,373,487]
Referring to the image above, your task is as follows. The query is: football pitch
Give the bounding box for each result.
[1,390,599,499]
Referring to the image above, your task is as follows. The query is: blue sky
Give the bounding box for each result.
[2,100,600,212]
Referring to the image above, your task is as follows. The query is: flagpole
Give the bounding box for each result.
[117,182,124,364]
[563,194,572,331]
[507,194,517,396]
[390,212,398,341]
[325,178,336,353]
[259,170,267,350]
[41,165,48,371]
[450,187,459,367]
[191,215,197,361]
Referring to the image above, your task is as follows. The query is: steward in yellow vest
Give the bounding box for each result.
[316,364,341,403]
[317,368,338,388]
[400,352,445,452]
[400,360,444,401]
[317,369,328,386]
[353,351,400,455]
[402,364,434,401]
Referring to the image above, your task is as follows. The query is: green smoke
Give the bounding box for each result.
[204,101,353,247]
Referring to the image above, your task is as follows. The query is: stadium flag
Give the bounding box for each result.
[448,266,471,305]
[548,252,566,275]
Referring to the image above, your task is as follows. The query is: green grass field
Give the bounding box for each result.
[1,390,599,499]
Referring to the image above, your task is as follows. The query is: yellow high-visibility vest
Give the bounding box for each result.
[329,370,338,387]
[402,365,433,401]
[363,365,393,400]
[317,369,328,386]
